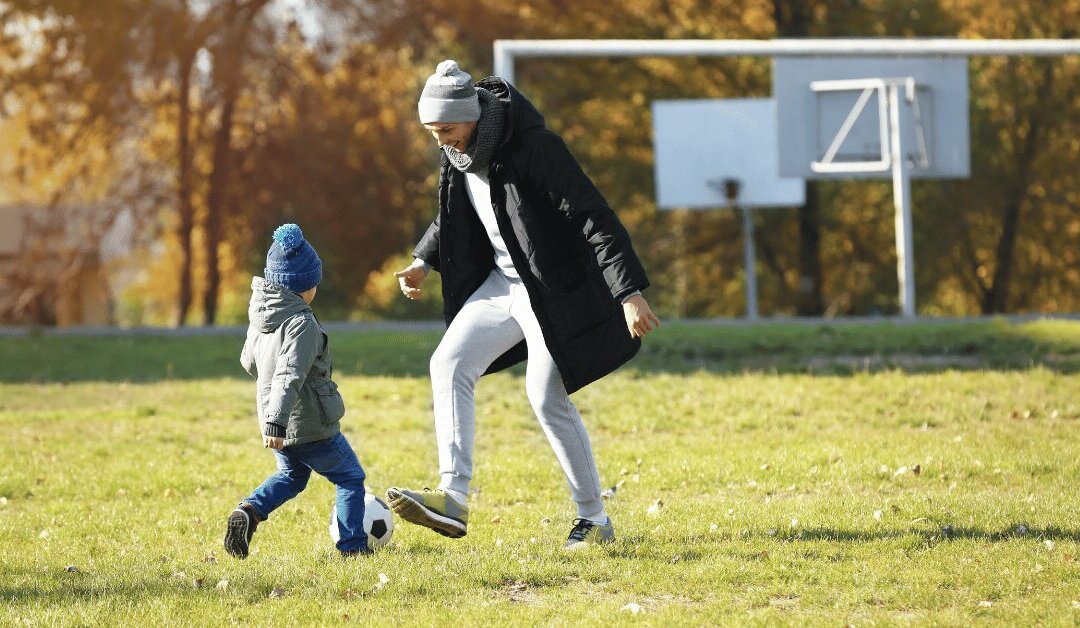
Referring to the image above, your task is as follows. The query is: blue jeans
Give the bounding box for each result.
[243,432,368,552]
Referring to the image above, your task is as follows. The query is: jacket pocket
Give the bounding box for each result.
[312,379,346,425]
[546,278,610,336]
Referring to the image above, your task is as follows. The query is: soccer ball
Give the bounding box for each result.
[329,493,394,549]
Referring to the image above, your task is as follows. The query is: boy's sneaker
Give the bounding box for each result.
[385,487,468,539]
[340,548,374,559]
[224,503,260,559]
[563,517,615,550]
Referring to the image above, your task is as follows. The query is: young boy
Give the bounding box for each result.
[225,223,370,558]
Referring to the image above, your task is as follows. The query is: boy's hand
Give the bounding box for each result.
[263,435,284,450]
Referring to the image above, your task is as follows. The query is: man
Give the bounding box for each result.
[387,60,660,549]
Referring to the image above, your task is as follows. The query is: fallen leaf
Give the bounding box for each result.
[269,588,286,599]
[372,573,389,593]
[620,602,643,614]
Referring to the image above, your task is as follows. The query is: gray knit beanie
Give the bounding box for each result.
[417,60,481,124]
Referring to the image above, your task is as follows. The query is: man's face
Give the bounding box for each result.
[423,121,477,152]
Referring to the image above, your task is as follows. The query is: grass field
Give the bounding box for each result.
[2,319,1079,625]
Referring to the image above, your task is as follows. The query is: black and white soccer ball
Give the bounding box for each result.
[329,493,394,549]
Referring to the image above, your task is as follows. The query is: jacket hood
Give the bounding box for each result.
[248,276,311,333]
[476,76,546,147]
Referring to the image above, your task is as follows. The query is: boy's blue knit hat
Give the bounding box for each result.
[264,223,322,293]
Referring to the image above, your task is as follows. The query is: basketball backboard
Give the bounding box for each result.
[652,98,805,209]
[774,56,969,179]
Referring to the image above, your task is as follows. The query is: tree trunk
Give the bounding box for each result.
[981,60,1054,314]
[982,197,1021,313]
[175,50,195,327]
[202,83,238,325]
[796,183,825,314]
[774,0,825,315]
[201,1,268,325]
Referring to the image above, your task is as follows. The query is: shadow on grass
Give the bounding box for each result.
[0,320,1076,383]
[0,577,205,605]
[761,525,1080,543]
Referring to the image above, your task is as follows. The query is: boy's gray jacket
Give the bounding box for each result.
[240,277,345,447]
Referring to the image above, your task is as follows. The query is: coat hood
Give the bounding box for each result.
[248,276,311,333]
[476,77,546,147]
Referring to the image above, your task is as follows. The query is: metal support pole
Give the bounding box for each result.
[741,206,759,320]
[493,40,515,84]
[888,83,916,318]
[717,178,758,320]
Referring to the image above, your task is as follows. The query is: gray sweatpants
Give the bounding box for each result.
[431,269,605,519]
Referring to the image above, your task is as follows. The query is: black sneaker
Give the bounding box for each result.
[224,503,260,559]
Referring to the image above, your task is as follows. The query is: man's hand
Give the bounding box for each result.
[263,435,284,450]
[623,294,661,339]
[394,260,428,300]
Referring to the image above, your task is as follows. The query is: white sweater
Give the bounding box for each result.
[464,172,520,280]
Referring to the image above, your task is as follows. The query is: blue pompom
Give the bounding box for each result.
[272,223,304,252]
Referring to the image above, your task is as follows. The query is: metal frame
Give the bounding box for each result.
[807,77,929,316]
[491,38,1080,319]
[809,77,930,175]
[493,38,1080,84]
[809,79,890,173]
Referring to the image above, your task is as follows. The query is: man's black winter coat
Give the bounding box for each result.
[414,77,650,394]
